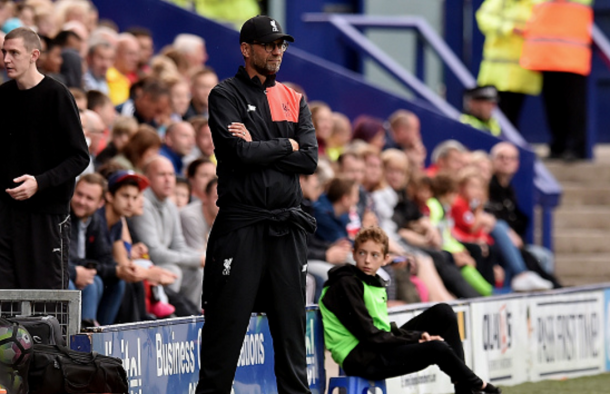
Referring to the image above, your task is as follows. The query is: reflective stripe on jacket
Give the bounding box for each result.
[476,0,542,95]
[520,0,594,76]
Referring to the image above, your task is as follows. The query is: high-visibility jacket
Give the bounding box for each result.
[460,113,502,137]
[166,0,260,29]
[476,0,542,95]
[520,0,594,76]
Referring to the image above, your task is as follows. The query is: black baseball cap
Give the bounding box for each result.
[240,15,294,44]
[464,85,499,102]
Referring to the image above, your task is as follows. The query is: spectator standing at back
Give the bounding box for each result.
[460,86,502,136]
[476,0,541,128]
[520,0,593,160]
[0,27,89,290]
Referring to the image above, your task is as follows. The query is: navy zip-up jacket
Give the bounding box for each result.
[209,66,318,212]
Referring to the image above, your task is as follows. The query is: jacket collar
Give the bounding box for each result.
[236,66,277,89]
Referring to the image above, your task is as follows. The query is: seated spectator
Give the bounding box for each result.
[113,124,162,172]
[460,86,501,136]
[453,168,554,291]
[184,68,217,120]
[172,33,207,74]
[385,109,421,151]
[84,40,115,94]
[96,116,138,168]
[468,150,494,182]
[487,142,556,275]
[167,77,191,121]
[310,101,333,156]
[37,36,64,83]
[184,117,215,166]
[56,29,83,88]
[171,176,191,209]
[87,90,117,133]
[70,86,87,110]
[68,174,126,326]
[107,33,140,105]
[352,115,386,153]
[82,109,106,163]
[126,26,154,79]
[427,140,468,177]
[160,121,196,174]
[313,177,358,243]
[117,77,170,129]
[181,177,218,252]
[319,226,501,394]
[186,158,217,203]
[427,174,494,296]
[129,156,205,307]
[325,112,352,162]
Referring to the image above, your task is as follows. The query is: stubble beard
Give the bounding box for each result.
[252,52,281,76]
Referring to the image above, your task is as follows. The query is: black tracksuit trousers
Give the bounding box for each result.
[196,222,310,394]
[0,200,70,290]
[355,303,483,394]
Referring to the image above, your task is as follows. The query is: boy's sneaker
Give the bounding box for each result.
[511,271,553,292]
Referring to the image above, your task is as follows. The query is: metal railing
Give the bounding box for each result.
[0,290,81,342]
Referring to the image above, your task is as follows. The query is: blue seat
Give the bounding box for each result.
[327,376,388,394]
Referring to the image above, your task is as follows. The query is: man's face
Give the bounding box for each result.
[115,39,139,74]
[191,73,218,108]
[340,156,365,185]
[88,45,115,78]
[3,37,37,81]
[171,81,191,116]
[96,102,117,129]
[43,45,62,74]
[137,93,170,122]
[300,173,322,202]
[107,184,140,217]
[186,42,206,68]
[195,124,214,157]
[363,155,383,190]
[246,39,285,76]
[190,162,216,196]
[393,116,420,149]
[469,99,496,121]
[492,146,520,177]
[136,35,153,65]
[71,181,104,219]
[147,159,176,199]
[167,123,195,157]
[439,149,465,175]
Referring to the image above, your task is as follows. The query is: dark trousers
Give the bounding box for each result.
[498,91,526,129]
[423,249,481,299]
[357,304,482,394]
[0,201,70,289]
[196,223,310,394]
[542,71,588,157]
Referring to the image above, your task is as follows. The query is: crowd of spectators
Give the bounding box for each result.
[0,0,560,325]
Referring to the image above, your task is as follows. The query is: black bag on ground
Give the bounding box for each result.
[28,344,128,394]
[6,315,64,346]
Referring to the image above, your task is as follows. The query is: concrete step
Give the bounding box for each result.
[554,230,610,253]
[545,162,610,184]
[555,253,610,277]
[554,206,610,230]
[558,276,610,287]
[560,183,610,206]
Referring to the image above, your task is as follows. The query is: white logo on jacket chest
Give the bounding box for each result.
[223,258,233,276]
[247,104,256,112]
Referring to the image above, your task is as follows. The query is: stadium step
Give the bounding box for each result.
[543,147,610,286]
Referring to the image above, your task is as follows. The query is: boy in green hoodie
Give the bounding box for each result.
[319,227,500,394]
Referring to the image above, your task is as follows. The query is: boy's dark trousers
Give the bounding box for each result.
[196,222,311,394]
[351,303,483,394]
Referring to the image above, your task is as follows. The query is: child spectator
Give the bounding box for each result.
[319,227,501,394]
[96,115,138,167]
[172,176,191,209]
[112,124,162,172]
[325,112,352,161]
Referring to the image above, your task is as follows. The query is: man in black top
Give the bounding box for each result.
[0,27,89,290]
[196,16,318,394]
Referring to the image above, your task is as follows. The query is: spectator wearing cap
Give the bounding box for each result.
[460,85,502,137]
[129,156,205,308]
[160,121,196,174]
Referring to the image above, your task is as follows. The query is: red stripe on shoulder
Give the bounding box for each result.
[267,82,302,123]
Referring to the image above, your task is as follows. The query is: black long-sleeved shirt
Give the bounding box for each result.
[0,76,90,214]
[209,66,318,211]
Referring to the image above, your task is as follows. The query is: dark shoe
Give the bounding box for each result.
[562,150,587,162]
[474,382,502,393]
[546,150,563,160]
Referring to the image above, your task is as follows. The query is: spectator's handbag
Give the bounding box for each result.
[28,344,128,394]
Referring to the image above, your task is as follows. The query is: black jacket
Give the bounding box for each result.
[68,211,118,284]
[487,175,528,238]
[209,66,317,212]
[0,77,89,214]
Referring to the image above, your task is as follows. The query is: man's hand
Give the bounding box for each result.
[6,175,38,200]
[146,266,178,286]
[288,139,299,151]
[228,122,252,142]
[116,264,147,283]
[325,240,351,264]
[131,242,149,260]
[75,266,96,289]
[419,332,444,343]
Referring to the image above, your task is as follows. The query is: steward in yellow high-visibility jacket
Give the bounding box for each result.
[460,86,502,137]
[476,0,542,127]
[166,0,260,29]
